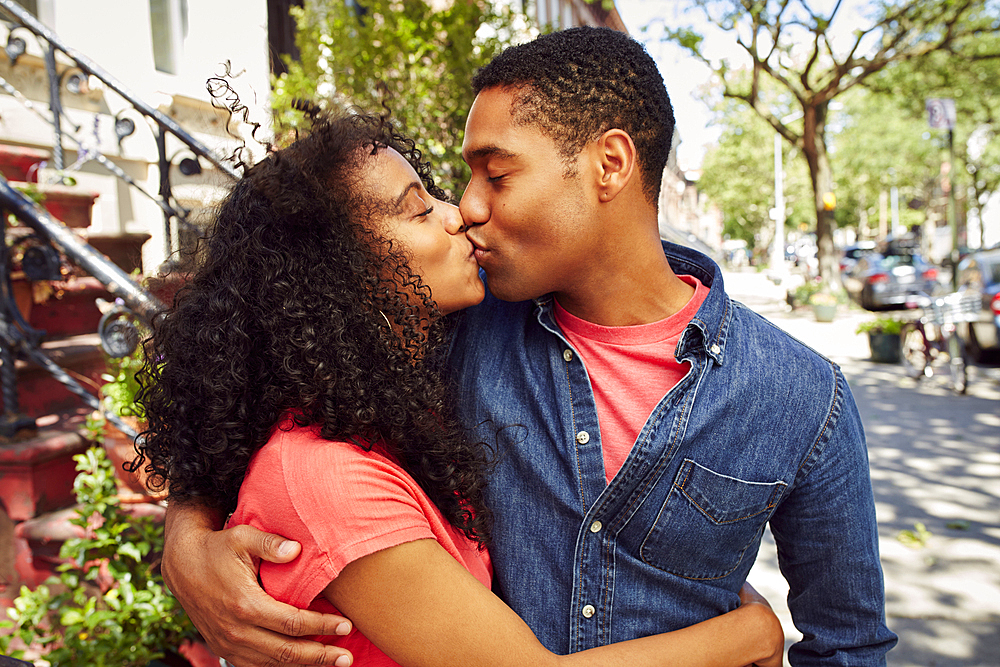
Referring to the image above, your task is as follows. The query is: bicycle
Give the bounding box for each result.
[899,290,979,394]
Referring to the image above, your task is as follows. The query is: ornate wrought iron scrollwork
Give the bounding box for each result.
[98,303,140,359]
[20,243,62,281]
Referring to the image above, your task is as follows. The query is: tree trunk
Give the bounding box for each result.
[800,101,840,289]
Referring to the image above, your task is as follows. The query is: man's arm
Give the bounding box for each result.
[769,371,897,665]
[163,501,354,667]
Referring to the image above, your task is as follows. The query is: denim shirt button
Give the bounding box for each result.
[710,343,721,355]
[563,349,573,362]
[589,520,603,533]
[576,430,590,444]
[581,604,596,618]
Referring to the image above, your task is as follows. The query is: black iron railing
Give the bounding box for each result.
[0,0,239,437]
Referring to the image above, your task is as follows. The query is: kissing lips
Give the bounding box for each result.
[468,236,491,266]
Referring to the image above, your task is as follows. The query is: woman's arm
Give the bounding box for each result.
[324,538,783,667]
[162,501,354,667]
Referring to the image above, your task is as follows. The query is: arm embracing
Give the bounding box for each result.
[768,370,897,666]
[163,500,353,667]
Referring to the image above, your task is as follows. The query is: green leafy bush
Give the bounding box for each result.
[0,447,195,666]
[856,316,905,335]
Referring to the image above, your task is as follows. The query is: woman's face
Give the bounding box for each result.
[360,147,484,316]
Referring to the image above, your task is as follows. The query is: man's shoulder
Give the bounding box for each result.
[725,299,842,385]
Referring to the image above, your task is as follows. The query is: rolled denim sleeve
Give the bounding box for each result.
[769,368,898,666]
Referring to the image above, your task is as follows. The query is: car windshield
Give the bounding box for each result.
[880,253,917,270]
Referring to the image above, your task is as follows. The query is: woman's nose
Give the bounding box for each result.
[441,202,466,234]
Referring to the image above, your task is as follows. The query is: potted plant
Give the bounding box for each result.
[786,280,822,309]
[809,291,839,322]
[856,316,905,363]
[0,447,201,666]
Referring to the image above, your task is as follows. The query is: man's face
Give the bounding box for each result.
[460,87,597,302]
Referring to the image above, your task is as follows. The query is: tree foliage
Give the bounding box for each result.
[866,36,1000,249]
[272,0,533,196]
[698,89,810,248]
[831,88,938,238]
[655,0,1000,284]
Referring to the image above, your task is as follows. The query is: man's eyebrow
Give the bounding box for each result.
[463,145,519,163]
[394,181,422,209]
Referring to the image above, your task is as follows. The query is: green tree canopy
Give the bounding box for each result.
[831,88,939,238]
[273,0,532,196]
[698,91,810,249]
[865,35,1000,249]
[654,0,1000,285]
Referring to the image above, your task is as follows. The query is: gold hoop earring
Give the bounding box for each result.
[379,310,392,328]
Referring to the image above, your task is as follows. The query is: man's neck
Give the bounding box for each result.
[553,243,695,327]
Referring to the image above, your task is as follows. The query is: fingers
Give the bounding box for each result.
[213,629,354,667]
[226,524,302,564]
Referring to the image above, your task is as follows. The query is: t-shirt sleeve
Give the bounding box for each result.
[239,429,437,611]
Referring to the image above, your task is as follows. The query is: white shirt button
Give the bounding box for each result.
[589,520,603,533]
[582,604,596,618]
[563,349,573,362]
[576,430,590,444]
[710,344,721,355]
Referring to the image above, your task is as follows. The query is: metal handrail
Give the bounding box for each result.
[0,1,242,438]
[0,0,239,180]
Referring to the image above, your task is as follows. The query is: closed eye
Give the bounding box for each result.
[487,174,505,183]
[416,206,434,217]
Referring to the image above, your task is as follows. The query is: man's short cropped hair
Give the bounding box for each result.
[472,26,674,204]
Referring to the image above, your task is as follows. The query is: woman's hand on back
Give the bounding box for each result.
[162,501,354,667]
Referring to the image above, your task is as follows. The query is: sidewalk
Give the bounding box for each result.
[723,269,1000,667]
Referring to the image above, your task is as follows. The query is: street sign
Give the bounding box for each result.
[926,98,956,130]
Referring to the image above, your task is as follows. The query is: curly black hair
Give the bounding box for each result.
[472,26,674,204]
[134,112,492,545]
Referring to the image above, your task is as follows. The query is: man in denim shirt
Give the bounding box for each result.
[162,27,896,667]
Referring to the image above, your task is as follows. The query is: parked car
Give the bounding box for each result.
[839,241,877,276]
[843,237,942,311]
[954,247,1000,363]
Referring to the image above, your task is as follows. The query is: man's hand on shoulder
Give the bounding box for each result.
[163,501,354,667]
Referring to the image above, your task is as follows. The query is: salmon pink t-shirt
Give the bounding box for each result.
[228,420,492,666]
[554,275,708,483]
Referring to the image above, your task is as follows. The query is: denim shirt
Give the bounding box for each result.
[448,242,897,666]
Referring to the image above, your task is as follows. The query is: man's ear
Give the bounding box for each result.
[593,129,636,203]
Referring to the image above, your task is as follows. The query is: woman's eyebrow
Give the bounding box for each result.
[394,181,423,208]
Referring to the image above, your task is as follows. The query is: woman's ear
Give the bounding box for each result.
[593,129,636,203]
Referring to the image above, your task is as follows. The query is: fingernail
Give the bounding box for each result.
[335,622,351,635]
[277,540,296,557]
[335,656,351,667]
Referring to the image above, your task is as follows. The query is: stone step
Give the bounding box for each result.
[21,276,111,338]
[3,495,165,605]
[6,179,98,229]
[0,409,91,523]
[5,333,106,418]
[0,145,49,183]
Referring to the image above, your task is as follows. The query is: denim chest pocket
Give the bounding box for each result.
[640,459,787,580]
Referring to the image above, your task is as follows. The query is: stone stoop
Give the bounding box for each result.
[2,493,166,609]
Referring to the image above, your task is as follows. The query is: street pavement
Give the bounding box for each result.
[722,269,1000,667]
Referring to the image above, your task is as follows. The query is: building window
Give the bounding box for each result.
[150,0,187,75]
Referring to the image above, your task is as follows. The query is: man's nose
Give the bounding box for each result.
[459,184,488,228]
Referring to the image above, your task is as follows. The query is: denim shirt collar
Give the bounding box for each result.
[530,240,731,366]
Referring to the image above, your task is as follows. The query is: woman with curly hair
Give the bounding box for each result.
[135,111,782,667]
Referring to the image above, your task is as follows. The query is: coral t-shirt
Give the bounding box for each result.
[228,421,492,666]
[554,275,708,483]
